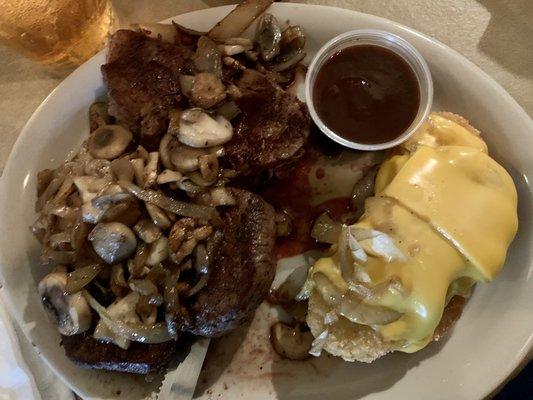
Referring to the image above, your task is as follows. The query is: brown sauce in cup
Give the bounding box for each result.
[313,45,420,145]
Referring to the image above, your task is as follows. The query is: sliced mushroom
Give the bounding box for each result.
[84,158,112,178]
[217,44,246,56]
[199,153,219,182]
[178,108,233,148]
[93,292,141,350]
[179,75,195,98]
[48,232,71,250]
[218,37,253,56]
[188,171,217,187]
[88,125,132,160]
[157,169,183,185]
[101,200,141,226]
[134,218,162,244]
[223,56,246,71]
[91,184,131,210]
[110,264,129,298]
[168,218,195,253]
[111,157,134,182]
[81,201,106,224]
[167,109,183,137]
[73,176,109,203]
[226,83,242,100]
[256,14,281,61]
[159,133,175,170]
[270,322,313,360]
[143,152,159,188]
[129,279,159,296]
[37,169,54,197]
[38,271,92,336]
[194,36,222,77]
[190,72,226,109]
[271,51,306,72]
[130,145,149,161]
[146,236,169,266]
[279,25,306,55]
[88,222,137,264]
[131,158,145,187]
[169,143,224,173]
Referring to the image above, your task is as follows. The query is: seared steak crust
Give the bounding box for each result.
[102,30,194,149]
[187,188,276,336]
[61,332,178,374]
[225,70,310,176]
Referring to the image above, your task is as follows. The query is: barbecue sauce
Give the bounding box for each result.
[313,45,420,144]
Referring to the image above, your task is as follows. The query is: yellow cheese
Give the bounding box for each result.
[309,256,348,294]
[402,113,488,153]
[357,198,477,352]
[307,112,518,356]
[374,154,409,194]
[382,145,518,280]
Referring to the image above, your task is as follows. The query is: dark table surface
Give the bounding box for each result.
[495,360,532,399]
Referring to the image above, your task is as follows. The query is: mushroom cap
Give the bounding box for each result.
[89,222,137,264]
[178,108,233,148]
[88,125,133,160]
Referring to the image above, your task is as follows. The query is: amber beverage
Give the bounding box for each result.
[0,0,113,67]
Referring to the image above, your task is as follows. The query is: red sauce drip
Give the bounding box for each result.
[260,154,351,260]
[315,167,325,180]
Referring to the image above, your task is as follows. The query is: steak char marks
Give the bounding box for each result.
[226,69,310,178]
[102,30,194,150]
[62,333,177,375]
[188,189,276,337]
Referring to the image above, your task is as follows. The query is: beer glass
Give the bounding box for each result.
[0,0,113,67]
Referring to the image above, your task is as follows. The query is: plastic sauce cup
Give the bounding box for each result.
[305,29,433,151]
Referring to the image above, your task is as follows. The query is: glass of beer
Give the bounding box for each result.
[0,0,114,67]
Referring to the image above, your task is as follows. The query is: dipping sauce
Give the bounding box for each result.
[313,45,420,145]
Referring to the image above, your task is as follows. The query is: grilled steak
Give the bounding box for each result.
[225,69,310,177]
[102,30,194,150]
[103,30,310,174]
[61,333,178,374]
[61,189,276,371]
[187,188,276,337]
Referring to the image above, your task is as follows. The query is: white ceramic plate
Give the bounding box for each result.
[0,4,531,400]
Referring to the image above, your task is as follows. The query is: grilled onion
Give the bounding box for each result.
[84,291,174,343]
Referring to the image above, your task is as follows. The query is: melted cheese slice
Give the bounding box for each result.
[382,145,518,280]
[402,113,488,153]
[307,112,518,355]
[356,198,478,351]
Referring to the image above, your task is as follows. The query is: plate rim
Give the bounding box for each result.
[0,3,531,399]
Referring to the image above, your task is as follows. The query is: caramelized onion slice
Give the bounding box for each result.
[66,263,103,294]
[208,0,274,40]
[311,213,342,244]
[84,291,174,343]
[118,180,219,220]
